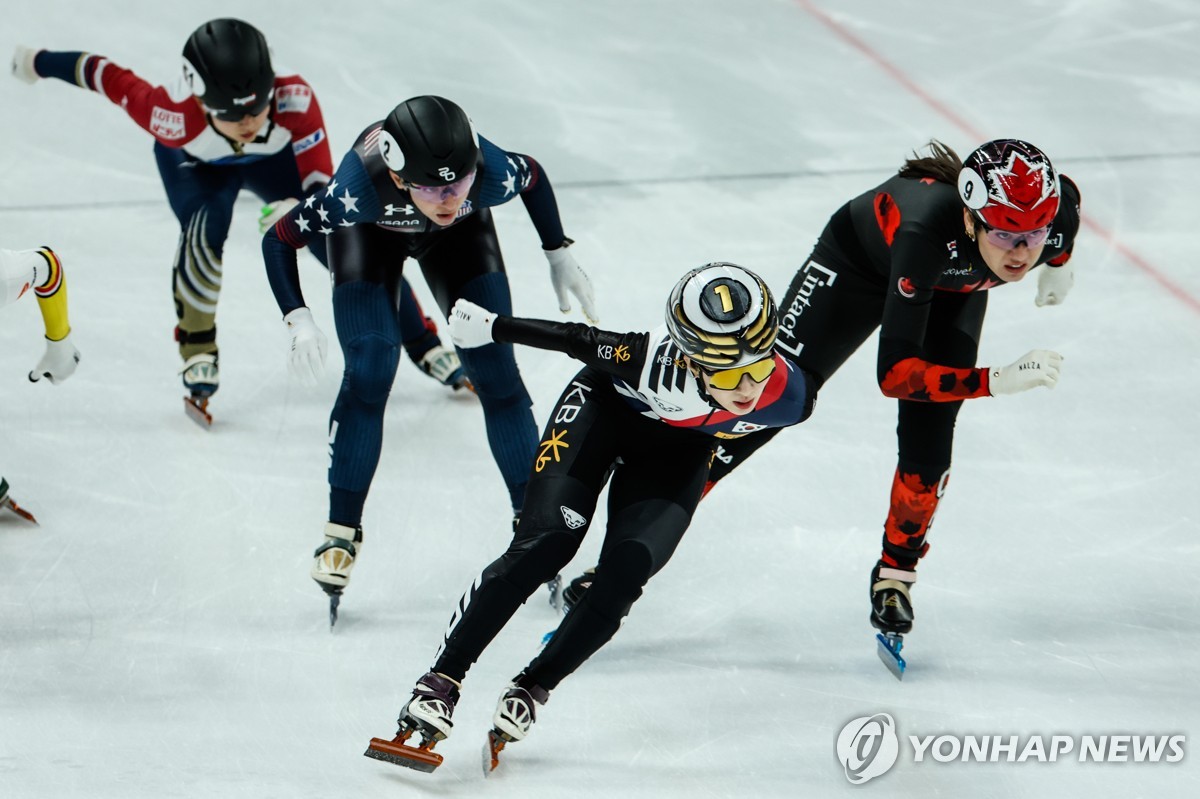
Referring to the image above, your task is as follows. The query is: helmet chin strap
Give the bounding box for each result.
[252,117,276,144]
[682,357,730,412]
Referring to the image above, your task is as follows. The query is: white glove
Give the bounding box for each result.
[283,307,327,386]
[447,299,497,348]
[988,349,1063,396]
[545,239,597,323]
[1035,262,1074,307]
[259,198,300,235]
[29,333,80,384]
[11,46,40,84]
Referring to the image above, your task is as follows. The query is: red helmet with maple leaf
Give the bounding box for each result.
[957,139,1060,232]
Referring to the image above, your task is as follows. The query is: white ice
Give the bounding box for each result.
[1,2,1197,797]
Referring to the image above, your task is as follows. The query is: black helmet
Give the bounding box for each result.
[665,263,778,370]
[378,95,480,186]
[182,19,274,120]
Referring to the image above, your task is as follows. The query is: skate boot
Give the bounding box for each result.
[311,522,363,628]
[546,573,564,611]
[181,353,219,396]
[561,568,596,615]
[485,676,549,771]
[419,345,471,391]
[542,569,595,644]
[181,353,219,427]
[403,671,462,740]
[364,671,462,772]
[870,563,916,634]
[870,563,916,679]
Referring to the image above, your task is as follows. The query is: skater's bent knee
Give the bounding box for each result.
[344,333,399,403]
[495,530,579,589]
[597,540,655,591]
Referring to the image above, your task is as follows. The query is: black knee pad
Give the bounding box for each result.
[589,538,655,612]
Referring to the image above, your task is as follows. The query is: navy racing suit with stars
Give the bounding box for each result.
[263,121,575,524]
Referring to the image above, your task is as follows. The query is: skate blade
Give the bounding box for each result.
[183,396,213,428]
[483,729,508,775]
[364,735,443,773]
[2,498,39,525]
[312,581,345,630]
[875,632,906,680]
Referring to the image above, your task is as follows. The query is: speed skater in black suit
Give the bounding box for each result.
[363,262,817,771]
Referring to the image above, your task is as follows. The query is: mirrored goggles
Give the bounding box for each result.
[407,170,477,202]
[700,356,776,391]
[980,222,1052,251]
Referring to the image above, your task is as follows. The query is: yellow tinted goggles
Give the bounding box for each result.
[701,356,776,390]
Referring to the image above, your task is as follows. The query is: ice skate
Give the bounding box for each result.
[364,672,461,773]
[870,563,916,679]
[561,568,595,615]
[418,344,471,391]
[0,478,38,525]
[180,353,218,428]
[541,568,594,644]
[545,573,564,611]
[484,677,548,773]
[311,522,363,629]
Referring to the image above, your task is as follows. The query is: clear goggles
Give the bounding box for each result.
[407,170,477,202]
[980,222,1052,251]
[699,355,776,391]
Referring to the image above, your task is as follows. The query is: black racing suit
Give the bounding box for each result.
[428,317,817,692]
[710,173,1081,570]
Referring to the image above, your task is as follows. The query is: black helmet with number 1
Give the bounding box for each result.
[182,18,274,121]
[377,95,481,186]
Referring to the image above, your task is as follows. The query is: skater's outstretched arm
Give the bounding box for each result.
[447,298,645,383]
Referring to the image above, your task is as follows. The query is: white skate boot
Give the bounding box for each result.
[181,353,219,427]
[311,522,363,628]
[485,677,549,772]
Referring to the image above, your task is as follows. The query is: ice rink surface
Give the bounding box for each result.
[1,1,1197,797]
